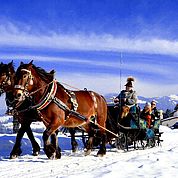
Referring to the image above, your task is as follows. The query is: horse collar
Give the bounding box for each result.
[33,80,58,110]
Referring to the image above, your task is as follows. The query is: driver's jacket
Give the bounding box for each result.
[115,89,137,113]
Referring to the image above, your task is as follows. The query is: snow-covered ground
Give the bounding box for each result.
[0,116,178,178]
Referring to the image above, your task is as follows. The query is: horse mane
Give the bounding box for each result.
[9,62,15,74]
[32,64,55,83]
[16,63,55,83]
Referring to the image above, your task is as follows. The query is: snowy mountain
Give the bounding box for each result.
[0,93,178,116]
[138,95,178,111]
[105,93,178,112]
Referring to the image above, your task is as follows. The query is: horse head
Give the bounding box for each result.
[0,61,15,95]
[14,60,55,102]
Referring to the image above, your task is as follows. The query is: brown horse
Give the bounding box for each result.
[14,61,108,159]
[0,61,40,158]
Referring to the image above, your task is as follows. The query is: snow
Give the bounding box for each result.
[0,116,178,178]
[170,94,178,101]
[137,99,146,104]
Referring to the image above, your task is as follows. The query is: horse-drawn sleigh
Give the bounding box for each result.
[0,60,163,159]
[106,103,163,151]
[75,103,163,151]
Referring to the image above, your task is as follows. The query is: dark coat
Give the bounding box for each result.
[116,89,137,106]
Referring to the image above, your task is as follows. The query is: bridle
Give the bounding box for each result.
[0,71,12,94]
[14,68,34,99]
[14,67,59,117]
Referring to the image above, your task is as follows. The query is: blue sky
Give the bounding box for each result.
[1,0,178,97]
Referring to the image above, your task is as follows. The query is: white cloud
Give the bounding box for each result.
[1,22,178,56]
[0,53,175,97]
[135,79,178,97]
[1,22,178,98]
[1,53,176,98]
[0,52,173,79]
[56,72,178,98]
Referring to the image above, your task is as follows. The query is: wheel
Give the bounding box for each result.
[115,132,127,150]
[147,138,155,148]
[140,140,147,149]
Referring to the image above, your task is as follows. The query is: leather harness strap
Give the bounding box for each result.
[35,80,57,110]
[29,80,88,122]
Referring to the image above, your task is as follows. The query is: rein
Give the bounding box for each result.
[90,120,119,138]
[15,80,55,109]
[31,80,57,110]
[29,80,54,97]
[60,82,81,91]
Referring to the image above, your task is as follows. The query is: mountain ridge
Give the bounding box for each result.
[0,93,177,115]
[105,93,178,112]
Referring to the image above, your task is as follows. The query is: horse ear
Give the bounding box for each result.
[29,60,33,65]
[50,70,55,75]
[9,60,13,66]
[20,61,24,65]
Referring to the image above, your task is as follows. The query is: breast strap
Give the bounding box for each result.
[32,80,57,110]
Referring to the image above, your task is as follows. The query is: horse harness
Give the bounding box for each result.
[0,70,16,114]
[15,79,92,123]
[14,67,99,125]
[0,71,12,95]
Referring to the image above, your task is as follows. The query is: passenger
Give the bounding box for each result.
[151,100,159,118]
[173,104,178,117]
[114,77,138,126]
[151,100,159,127]
[114,76,137,113]
[140,102,152,128]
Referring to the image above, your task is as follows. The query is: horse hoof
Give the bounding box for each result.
[49,152,57,160]
[85,149,91,156]
[33,151,40,156]
[97,149,106,157]
[72,141,78,153]
[10,154,18,159]
[56,152,61,159]
[72,147,78,153]
[10,149,22,159]
[49,152,61,160]
[97,153,104,157]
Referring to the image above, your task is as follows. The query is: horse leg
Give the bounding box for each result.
[69,128,78,152]
[85,123,95,156]
[43,128,61,159]
[12,116,20,133]
[10,126,25,159]
[50,130,61,159]
[26,124,40,156]
[97,132,106,157]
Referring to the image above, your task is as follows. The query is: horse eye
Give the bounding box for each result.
[23,74,27,78]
